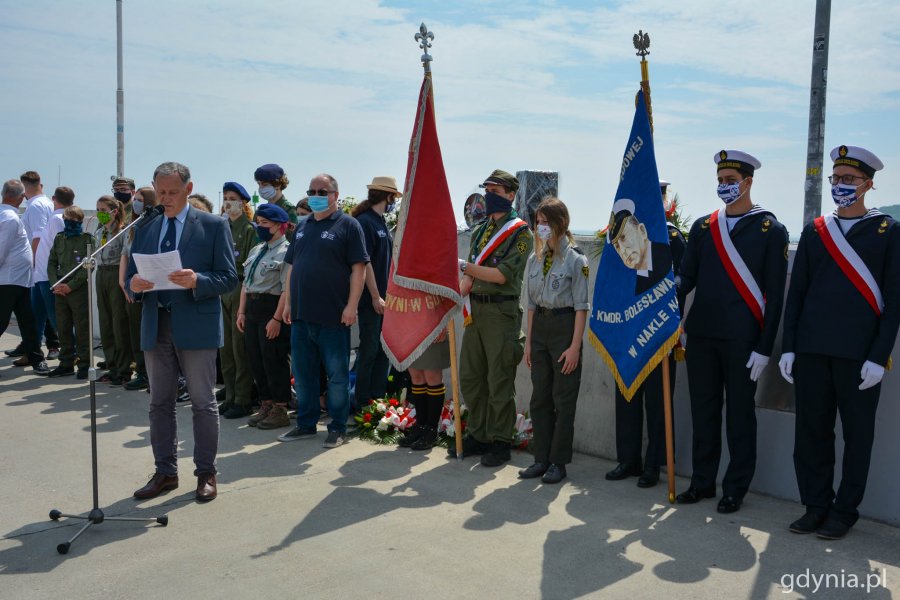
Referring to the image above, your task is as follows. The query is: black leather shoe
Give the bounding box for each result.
[480,442,511,467]
[717,495,742,513]
[518,462,549,479]
[47,365,75,378]
[816,516,850,540]
[676,485,716,504]
[222,404,251,419]
[5,345,25,357]
[605,462,642,480]
[447,436,489,458]
[399,425,423,448]
[541,464,567,484]
[789,511,827,534]
[637,466,660,488]
[410,427,437,451]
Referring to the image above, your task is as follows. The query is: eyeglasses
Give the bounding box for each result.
[828,174,868,185]
[306,189,332,197]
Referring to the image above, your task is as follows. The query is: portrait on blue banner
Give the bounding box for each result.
[589,91,680,400]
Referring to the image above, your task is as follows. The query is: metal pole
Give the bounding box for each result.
[116,0,125,177]
[803,0,832,226]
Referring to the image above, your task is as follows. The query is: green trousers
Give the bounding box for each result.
[220,287,253,407]
[96,266,130,378]
[529,311,582,464]
[55,286,90,370]
[459,300,524,444]
[125,299,146,376]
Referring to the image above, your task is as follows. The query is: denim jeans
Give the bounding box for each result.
[292,320,350,433]
[31,280,59,348]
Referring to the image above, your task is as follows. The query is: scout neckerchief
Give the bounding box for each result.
[462,216,528,326]
[542,248,554,276]
[813,210,885,316]
[709,205,766,328]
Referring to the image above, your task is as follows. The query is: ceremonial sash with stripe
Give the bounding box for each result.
[709,207,765,328]
[813,213,884,316]
[462,218,528,326]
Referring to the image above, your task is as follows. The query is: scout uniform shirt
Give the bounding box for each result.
[230,214,259,282]
[95,224,124,266]
[48,231,93,291]
[243,237,290,294]
[468,210,533,298]
[525,238,590,312]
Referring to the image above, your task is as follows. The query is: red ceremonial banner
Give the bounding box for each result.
[381,73,461,371]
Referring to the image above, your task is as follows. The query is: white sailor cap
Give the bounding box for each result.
[830,145,883,178]
[659,179,671,191]
[714,150,761,176]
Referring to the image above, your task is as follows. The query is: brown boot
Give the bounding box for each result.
[247,401,273,427]
[257,404,291,429]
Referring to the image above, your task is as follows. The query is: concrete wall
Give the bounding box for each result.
[456,232,900,526]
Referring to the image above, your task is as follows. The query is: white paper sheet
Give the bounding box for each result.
[132,251,186,291]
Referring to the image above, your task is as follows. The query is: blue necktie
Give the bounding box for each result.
[159,217,177,309]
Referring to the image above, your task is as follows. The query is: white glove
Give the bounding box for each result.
[859,360,885,390]
[746,351,769,382]
[778,352,795,384]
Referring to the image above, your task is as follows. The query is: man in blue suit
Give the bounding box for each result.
[126,162,237,502]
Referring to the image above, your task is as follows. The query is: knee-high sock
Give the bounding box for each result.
[409,385,427,428]
[426,384,446,429]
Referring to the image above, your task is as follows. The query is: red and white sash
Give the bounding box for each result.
[813,213,883,316]
[709,207,765,328]
[462,218,528,326]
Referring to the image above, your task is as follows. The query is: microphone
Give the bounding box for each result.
[137,204,164,227]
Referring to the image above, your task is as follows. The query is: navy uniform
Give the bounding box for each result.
[608,180,687,487]
[677,151,789,512]
[781,146,900,539]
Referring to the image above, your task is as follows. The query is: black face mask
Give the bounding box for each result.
[63,219,83,237]
[484,191,512,215]
[113,191,132,203]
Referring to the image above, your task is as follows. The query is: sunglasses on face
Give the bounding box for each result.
[306,189,331,197]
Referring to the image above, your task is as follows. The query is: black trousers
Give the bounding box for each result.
[243,295,291,404]
[614,355,675,469]
[685,335,757,498]
[0,284,42,366]
[794,353,880,526]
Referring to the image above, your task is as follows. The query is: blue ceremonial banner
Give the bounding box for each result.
[588,90,680,401]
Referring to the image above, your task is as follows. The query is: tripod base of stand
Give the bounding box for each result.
[49,508,167,554]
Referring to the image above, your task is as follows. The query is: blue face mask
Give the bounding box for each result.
[63,219,83,237]
[484,191,512,215]
[716,181,743,204]
[831,183,859,208]
[308,196,330,212]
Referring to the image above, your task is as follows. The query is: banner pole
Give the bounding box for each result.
[446,319,464,460]
[662,358,676,503]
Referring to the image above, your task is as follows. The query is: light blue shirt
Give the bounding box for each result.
[157,203,190,252]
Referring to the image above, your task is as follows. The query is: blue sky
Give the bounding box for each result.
[2,0,899,237]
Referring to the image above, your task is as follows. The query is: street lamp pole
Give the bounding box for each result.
[116,0,125,177]
[803,0,832,226]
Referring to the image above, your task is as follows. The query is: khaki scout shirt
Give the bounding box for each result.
[95,225,124,266]
[243,237,289,295]
[468,211,533,297]
[525,237,591,311]
[230,214,259,280]
[48,232,93,292]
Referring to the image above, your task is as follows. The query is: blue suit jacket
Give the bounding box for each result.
[125,206,238,351]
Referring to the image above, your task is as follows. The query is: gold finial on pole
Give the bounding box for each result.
[633,29,653,135]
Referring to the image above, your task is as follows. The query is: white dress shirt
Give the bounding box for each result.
[33,208,65,283]
[0,204,34,287]
[21,194,54,241]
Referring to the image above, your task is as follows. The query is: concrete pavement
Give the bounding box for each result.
[1,327,898,600]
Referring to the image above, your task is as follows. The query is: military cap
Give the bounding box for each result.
[255,203,289,223]
[223,181,251,202]
[830,145,883,178]
[254,163,285,182]
[659,179,671,194]
[480,169,519,193]
[608,198,636,243]
[110,175,136,189]
[714,150,761,177]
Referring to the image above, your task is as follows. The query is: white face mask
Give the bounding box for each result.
[536,224,552,241]
[223,200,243,217]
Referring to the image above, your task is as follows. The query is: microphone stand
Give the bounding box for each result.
[49,207,168,555]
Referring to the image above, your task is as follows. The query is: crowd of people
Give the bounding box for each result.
[1,144,896,541]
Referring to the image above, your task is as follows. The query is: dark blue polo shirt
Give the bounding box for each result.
[285,210,369,325]
[355,209,393,312]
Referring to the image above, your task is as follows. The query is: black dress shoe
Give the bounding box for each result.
[789,511,827,534]
[5,345,25,357]
[637,466,660,488]
[480,442,511,467]
[541,464,567,484]
[518,462,549,479]
[605,462,642,480]
[134,472,179,499]
[48,365,75,378]
[447,436,489,458]
[717,495,742,513]
[222,404,251,419]
[398,425,423,448]
[816,516,850,540]
[410,427,437,451]
[676,485,716,504]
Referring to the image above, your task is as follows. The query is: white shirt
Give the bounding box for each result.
[0,204,34,287]
[33,208,65,283]
[21,194,54,241]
